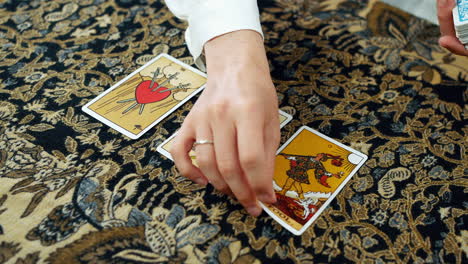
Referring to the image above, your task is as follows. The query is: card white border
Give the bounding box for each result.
[156,131,177,161]
[278,109,293,129]
[260,126,368,236]
[156,109,294,160]
[82,53,207,139]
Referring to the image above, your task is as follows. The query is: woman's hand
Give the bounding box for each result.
[170,30,279,216]
[437,0,468,56]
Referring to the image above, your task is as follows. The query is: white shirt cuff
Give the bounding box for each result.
[185,0,263,71]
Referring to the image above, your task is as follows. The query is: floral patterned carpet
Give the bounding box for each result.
[0,0,467,263]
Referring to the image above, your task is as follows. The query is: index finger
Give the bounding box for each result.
[437,0,456,36]
[170,128,208,186]
[236,112,277,204]
[211,113,261,216]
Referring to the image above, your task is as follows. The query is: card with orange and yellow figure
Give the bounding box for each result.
[261,126,367,235]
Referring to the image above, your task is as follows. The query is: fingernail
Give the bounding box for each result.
[247,205,262,216]
[194,178,207,186]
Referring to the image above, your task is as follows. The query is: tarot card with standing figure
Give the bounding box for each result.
[261,126,367,235]
[82,53,207,139]
[156,109,293,163]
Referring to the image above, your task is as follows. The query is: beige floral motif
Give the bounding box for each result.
[0,101,17,122]
[217,241,261,264]
[113,205,220,263]
[455,230,468,257]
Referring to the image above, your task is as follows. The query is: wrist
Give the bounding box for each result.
[204,30,270,75]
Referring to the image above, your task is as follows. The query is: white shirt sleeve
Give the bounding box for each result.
[165,0,263,71]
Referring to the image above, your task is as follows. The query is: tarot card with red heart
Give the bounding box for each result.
[82,53,206,139]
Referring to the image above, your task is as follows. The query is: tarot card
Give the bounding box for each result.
[261,126,368,235]
[453,0,468,46]
[156,109,293,162]
[453,0,468,28]
[82,53,207,139]
[278,109,293,129]
[157,131,197,165]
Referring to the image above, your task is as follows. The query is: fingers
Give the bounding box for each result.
[170,127,208,186]
[194,124,231,195]
[437,0,456,36]
[212,106,261,216]
[263,115,281,200]
[439,35,468,56]
[236,110,276,204]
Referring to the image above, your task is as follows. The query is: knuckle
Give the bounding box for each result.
[210,101,229,117]
[237,101,257,112]
[217,161,239,177]
[441,43,449,49]
[438,39,447,48]
[240,154,260,170]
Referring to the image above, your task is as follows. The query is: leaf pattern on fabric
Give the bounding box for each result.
[145,220,177,257]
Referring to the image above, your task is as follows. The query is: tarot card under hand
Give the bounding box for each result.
[156,109,293,163]
[82,53,207,139]
[261,126,367,235]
